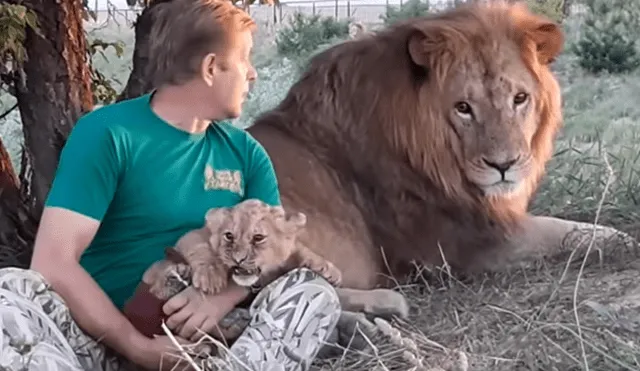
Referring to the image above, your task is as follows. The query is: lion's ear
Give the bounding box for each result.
[407,25,459,68]
[527,22,563,65]
[511,5,564,64]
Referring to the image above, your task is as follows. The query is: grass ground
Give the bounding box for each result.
[1,10,639,371]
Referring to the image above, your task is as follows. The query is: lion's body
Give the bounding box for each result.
[247,1,572,289]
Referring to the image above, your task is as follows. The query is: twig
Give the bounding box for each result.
[0,103,18,121]
[160,322,204,371]
[572,151,615,371]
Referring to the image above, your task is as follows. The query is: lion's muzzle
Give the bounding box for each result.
[482,156,519,179]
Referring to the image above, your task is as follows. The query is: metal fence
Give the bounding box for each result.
[88,0,458,30]
[87,0,589,35]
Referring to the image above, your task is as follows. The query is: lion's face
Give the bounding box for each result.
[445,47,539,197]
[204,199,306,287]
[407,3,563,198]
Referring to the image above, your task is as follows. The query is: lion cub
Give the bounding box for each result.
[149,199,342,300]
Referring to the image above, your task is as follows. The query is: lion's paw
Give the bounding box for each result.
[363,289,410,320]
[192,265,226,295]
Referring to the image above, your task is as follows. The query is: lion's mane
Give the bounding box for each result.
[247,1,564,278]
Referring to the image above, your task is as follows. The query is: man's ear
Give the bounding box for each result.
[200,53,217,86]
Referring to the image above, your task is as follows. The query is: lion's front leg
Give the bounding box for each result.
[336,287,410,320]
[480,215,638,271]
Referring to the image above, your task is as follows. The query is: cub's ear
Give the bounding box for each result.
[510,3,564,64]
[278,211,306,235]
[204,207,230,228]
[268,205,287,220]
[286,212,307,229]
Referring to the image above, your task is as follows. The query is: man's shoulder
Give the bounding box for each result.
[213,120,248,140]
[73,96,149,140]
[211,121,260,152]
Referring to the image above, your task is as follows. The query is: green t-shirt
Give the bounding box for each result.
[45,92,281,310]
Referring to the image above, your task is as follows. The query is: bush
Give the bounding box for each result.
[275,12,350,60]
[524,0,565,23]
[379,0,431,26]
[571,0,640,74]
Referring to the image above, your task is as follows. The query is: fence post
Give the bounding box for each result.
[272,2,277,24]
[334,0,338,18]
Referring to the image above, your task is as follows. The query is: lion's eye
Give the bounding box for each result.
[454,101,473,116]
[252,234,266,244]
[223,232,234,242]
[513,92,528,106]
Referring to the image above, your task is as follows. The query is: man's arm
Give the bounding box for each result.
[31,208,150,362]
[29,117,150,364]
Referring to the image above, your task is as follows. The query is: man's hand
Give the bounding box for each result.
[163,283,250,341]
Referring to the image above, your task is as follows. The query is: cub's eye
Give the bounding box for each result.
[454,101,473,116]
[252,234,266,244]
[223,232,234,242]
[513,92,529,106]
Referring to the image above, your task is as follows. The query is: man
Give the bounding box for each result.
[0,0,341,370]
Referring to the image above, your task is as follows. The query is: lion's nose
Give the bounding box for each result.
[483,156,519,174]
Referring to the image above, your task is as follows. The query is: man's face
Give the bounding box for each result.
[202,30,257,120]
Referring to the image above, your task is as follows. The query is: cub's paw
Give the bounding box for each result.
[318,261,342,287]
[164,263,192,297]
[148,263,190,299]
[173,263,192,281]
[192,265,226,295]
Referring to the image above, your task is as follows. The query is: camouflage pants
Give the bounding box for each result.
[0,267,341,371]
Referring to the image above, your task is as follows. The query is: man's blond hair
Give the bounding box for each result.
[146,0,256,88]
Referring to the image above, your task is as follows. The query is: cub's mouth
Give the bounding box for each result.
[230,266,262,287]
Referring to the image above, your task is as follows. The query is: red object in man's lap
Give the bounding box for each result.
[122,281,168,338]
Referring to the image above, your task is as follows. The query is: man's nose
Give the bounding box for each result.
[247,65,257,81]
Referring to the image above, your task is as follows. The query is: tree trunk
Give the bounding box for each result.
[0,0,94,267]
[562,0,571,17]
[13,0,94,218]
[0,139,36,269]
[117,0,173,102]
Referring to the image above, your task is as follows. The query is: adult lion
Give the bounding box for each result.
[247,1,634,313]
